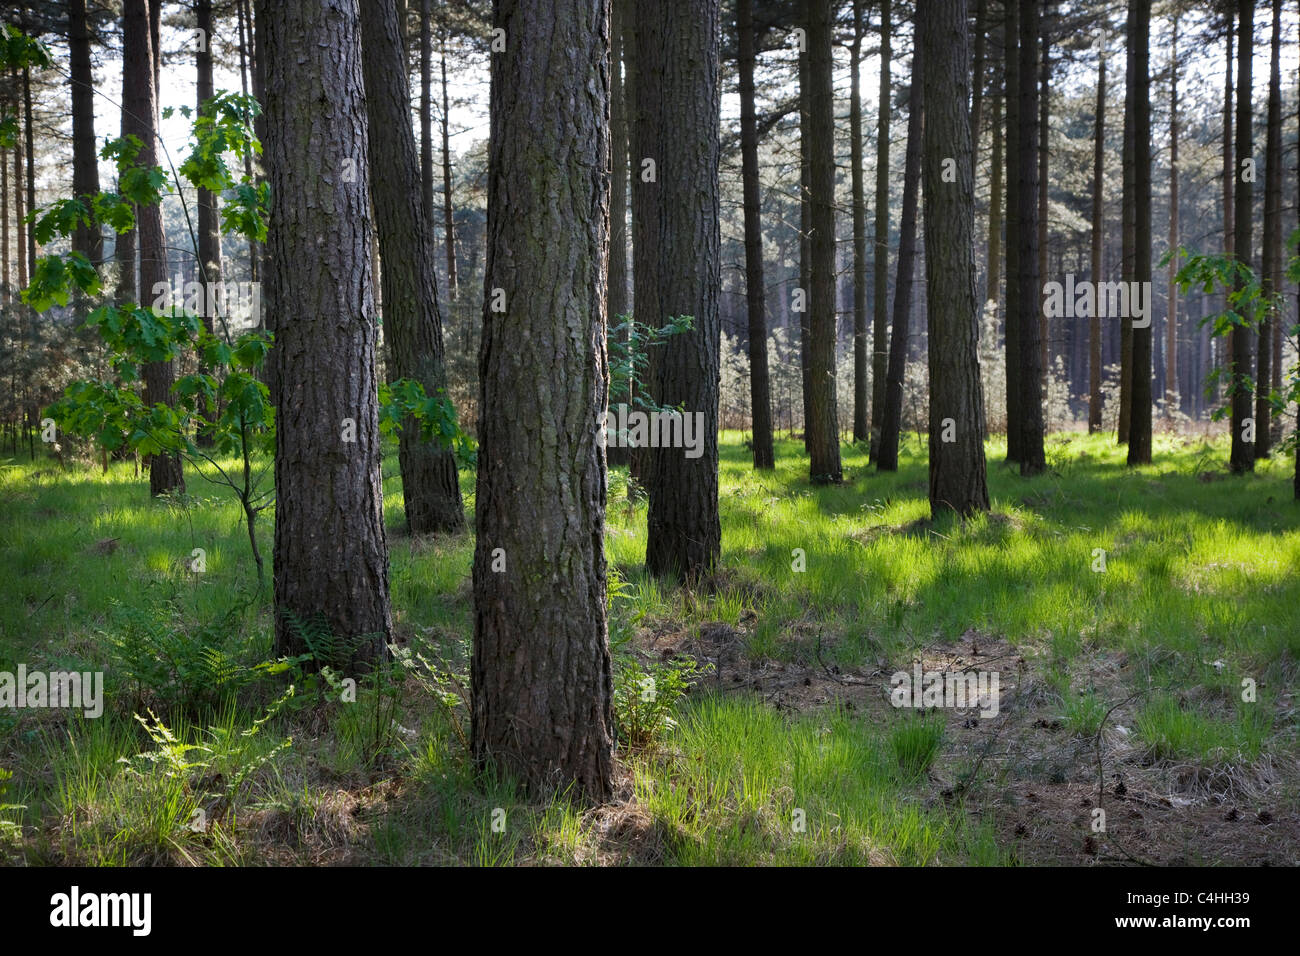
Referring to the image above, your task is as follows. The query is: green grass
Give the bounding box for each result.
[1,428,1296,865]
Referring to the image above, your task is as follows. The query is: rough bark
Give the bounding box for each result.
[1126,0,1152,466]
[1117,0,1135,446]
[921,0,989,517]
[264,0,392,669]
[473,0,614,802]
[876,42,922,473]
[360,0,465,535]
[868,0,891,461]
[738,0,774,469]
[1004,0,1021,461]
[635,0,722,580]
[1228,0,1253,474]
[798,5,812,453]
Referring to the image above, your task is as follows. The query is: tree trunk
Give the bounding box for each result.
[876,41,922,473]
[1089,42,1104,433]
[1014,0,1044,475]
[1165,19,1178,416]
[606,0,633,469]
[22,66,35,281]
[850,0,868,445]
[634,0,722,580]
[986,75,1002,312]
[922,0,989,517]
[1126,0,1152,466]
[195,0,222,448]
[1037,17,1049,388]
[360,0,465,535]
[123,0,184,496]
[473,0,614,803]
[439,33,457,301]
[798,6,812,453]
[420,0,433,235]
[738,0,774,469]
[970,0,986,146]
[1004,0,1022,462]
[1117,0,1135,446]
[264,0,392,669]
[236,0,258,285]
[868,0,891,461]
[805,0,841,484]
[1228,0,1253,474]
[70,0,102,263]
[1258,0,1282,457]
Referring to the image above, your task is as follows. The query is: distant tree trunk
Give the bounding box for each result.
[22,66,35,280]
[798,4,812,453]
[264,0,392,669]
[70,0,102,263]
[420,0,433,235]
[1004,0,1022,462]
[607,0,631,469]
[986,77,1002,311]
[1228,0,1253,474]
[738,0,774,469]
[1037,16,1049,388]
[236,0,258,284]
[876,42,922,473]
[970,0,986,145]
[624,0,647,484]
[1258,0,1282,457]
[123,0,183,496]
[1089,42,1105,433]
[1126,0,1153,466]
[1118,0,1135,446]
[440,32,457,301]
[1165,19,1178,416]
[921,0,989,518]
[2,127,8,297]
[1014,0,1044,474]
[195,0,222,448]
[148,0,161,98]
[635,0,722,580]
[1218,10,1233,414]
[474,0,614,803]
[868,0,891,460]
[850,0,868,445]
[360,0,465,535]
[805,0,841,484]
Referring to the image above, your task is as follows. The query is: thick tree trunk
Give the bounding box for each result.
[1117,0,1135,446]
[1258,0,1282,457]
[1089,44,1105,433]
[264,0,392,669]
[1014,0,1044,475]
[868,0,890,460]
[360,0,465,535]
[798,8,812,454]
[1126,0,1152,466]
[850,0,868,445]
[70,0,102,263]
[635,0,722,579]
[473,0,614,802]
[805,0,841,484]
[738,0,774,469]
[123,0,183,496]
[1228,0,1253,474]
[921,0,989,517]
[876,42,922,474]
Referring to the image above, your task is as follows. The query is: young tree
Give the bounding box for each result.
[1014,0,1044,474]
[634,0,722,580]
[473,0,614,801]
[868,0,890,460]
[359,0,464,535]
[876,41,922,473]
[804,0,841,484]
[123,0,183,495]
[1228,0,1253,474]
[264,0,392,668]
[1004,0,1022,462]
[1126,0,1153,466]
[738,0,774,469]
[921,0,989,517]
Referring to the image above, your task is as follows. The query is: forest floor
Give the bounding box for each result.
[1,430,1297,865]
